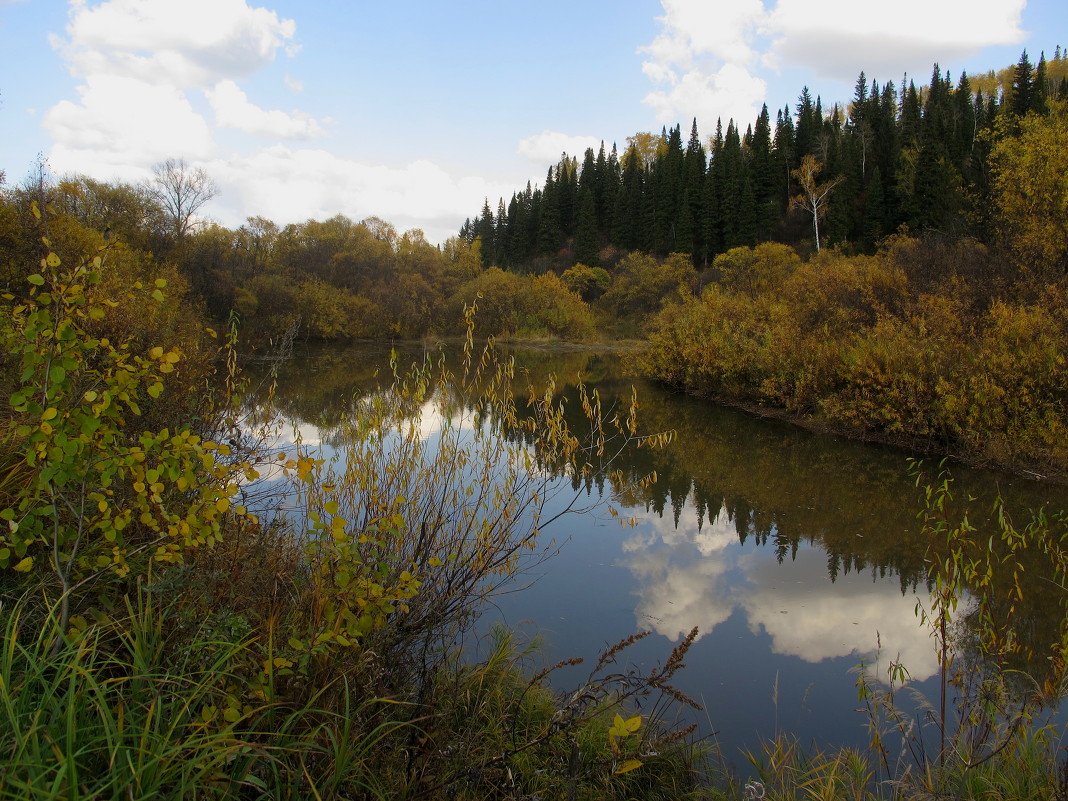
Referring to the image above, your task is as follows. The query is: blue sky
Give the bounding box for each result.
[1,0,1064,244]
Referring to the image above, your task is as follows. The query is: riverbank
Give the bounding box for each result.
[637,240,1068,484]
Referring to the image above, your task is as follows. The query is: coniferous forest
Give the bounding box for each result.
[462,52,1068,272]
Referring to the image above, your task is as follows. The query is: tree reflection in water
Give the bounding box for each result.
[247,341,1068,755]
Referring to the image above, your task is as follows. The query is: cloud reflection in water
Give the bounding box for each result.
[622,498,940,683]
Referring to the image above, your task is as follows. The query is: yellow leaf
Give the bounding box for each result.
[149,346,164,359]
[41,407,58,421]
[13,556,33,572]
[615,759,643,775]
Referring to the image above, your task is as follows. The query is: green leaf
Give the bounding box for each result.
[27,274,45,286]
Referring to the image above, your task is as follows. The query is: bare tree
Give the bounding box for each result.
[790,154,843,253]
[151,158,219,240]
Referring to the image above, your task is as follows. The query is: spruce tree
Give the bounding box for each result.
[573,188,599,266]
[863,165,887,250]
[1033,52,1049,114]
[1010,50,1034,117]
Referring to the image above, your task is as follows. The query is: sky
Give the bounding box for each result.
[1,0,1065,245]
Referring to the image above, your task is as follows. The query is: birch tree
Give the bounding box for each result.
[791,154,843,252]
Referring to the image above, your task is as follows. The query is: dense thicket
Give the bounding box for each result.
[462,51,1068,271]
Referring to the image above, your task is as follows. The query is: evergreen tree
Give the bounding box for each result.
[537,168,562,258]
[494,198,509,268]
[1033,51,1049,114]
[795,87,819,157]
[704,118,726,257]
[573,188,599,266]
[863,165,888,249]
[751,105,778,241]
[475,198,496,266]
[613,148,644,250]
[1010,50,1035,117]
[652,124,684,254]
[772,107,795,210]
[682,119,707,262]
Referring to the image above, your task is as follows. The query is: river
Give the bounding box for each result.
[248,340,1068,762]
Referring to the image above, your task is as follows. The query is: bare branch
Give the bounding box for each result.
[151,158,219,240]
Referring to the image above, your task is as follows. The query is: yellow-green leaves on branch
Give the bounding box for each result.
[0,249,252,617]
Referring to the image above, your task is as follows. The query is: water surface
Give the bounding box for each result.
[250,341,1068,760]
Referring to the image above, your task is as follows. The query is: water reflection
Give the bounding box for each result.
[622,499,941,683]
[246,341,1068,753]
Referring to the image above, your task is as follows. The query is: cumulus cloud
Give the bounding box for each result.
[45,0,310,170]
[738,549,940,681]
[208,146,513,244]
[205,80,325,139]
[640,0,769,125]
[38,0,497,243]
[53,0,296,87]
[518,130,604,165]
[643,62,767,127]
[45,73,214,175]
[640,0,1028,127]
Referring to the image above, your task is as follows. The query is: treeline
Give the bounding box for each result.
[0,178,599,342]
[463,50,1068,271]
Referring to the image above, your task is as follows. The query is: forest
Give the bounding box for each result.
[4,50,1066,475]
[462,50,1068,272]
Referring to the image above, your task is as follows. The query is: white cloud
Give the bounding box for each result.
[205,80,325,139]
[518,130,604,164]
[640,0,769,125]
[44,0,304,175]
[284,73,304,93]
[39,0,499,243]
[617,500,940,682]
[643,63,767,126]
[208,145,513,244]
[738,550,940,681]
[766,0,1027,79]
[54,0,296,87]
[640,0,1028,126]
[45,73,214,175]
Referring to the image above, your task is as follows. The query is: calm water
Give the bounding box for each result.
[250,341,1068,761]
